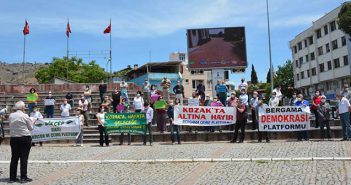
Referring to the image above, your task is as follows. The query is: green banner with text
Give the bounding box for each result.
[104,113,146,135]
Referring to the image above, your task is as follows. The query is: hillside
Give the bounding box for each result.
[0,62,45,85]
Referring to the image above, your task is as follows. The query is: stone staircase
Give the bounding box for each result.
[0,88,345,144]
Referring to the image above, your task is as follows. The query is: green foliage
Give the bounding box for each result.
[35,57,109,83]
[250,64,258,84]
[264,83,272,102]
[275,60,294,98]
[266,67,275,83]
[248,84,259,94]
[113,67,132,78]
[338,2,351,35]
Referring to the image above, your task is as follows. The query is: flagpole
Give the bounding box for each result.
[266,0,274,92]
[23,34,26,83]
[66,18,69,80]
[109,18,112,82]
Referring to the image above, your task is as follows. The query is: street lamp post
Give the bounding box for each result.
[266,0,274,92]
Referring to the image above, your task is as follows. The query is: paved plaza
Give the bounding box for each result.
[0,140,351,184]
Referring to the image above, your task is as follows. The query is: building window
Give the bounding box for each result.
[319,63,325,73]
[305,55,309,62]
[334,58,340,68]
[298,42,302,50]
[324,25,328,35]
[299,57,303,65]
[327,61,332,70]
[308,36,314,45]
[330,21,336,32]
[192,80,204,89]
[344,55,349,66]
[316,29,322,39]
[307,69,310,77]
[312,68,317,76]
[342,36,346,46]
[325,43,330,53]
[304,40,308,48]
[332,40,338,50]
[296,74,299,81]
[295,60,299,68]
[310,52,315,61]
[300,71,304,79]
[293,46,297,54]
[317,46,323,56]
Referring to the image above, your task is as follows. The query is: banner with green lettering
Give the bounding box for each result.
[31,117,81,142]
[104,113,146,135]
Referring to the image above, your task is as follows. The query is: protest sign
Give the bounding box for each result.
[258,106,310,132]
[104,113,146,134]
[174,106,236,126]
[31,117,81,142]
[154,100,167,109]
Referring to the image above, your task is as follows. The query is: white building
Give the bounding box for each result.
[289,4,351,99]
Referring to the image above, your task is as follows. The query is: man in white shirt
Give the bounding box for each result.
[336,93,351,141]
[60,99,72,117]
[272,85,283,104]
[44,91,55,118]
[188,92,200,106]
[269,92,280,107]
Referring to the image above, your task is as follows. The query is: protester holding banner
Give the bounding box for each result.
[143,102,154,146]
[133,91,144,113]
[250,91,259,130]
[9,101,36,183]
[119,100,132,145]
[168,100,181,144]
[97,106,109,147]
[295,93,309,141]
[187,92,200,133]
[142,79,151,103]
[255,97,270,142]
[231,99,247,143]
[75,109,84,146]
[289,92,298,106]
[269,92,280,107]
[227,92,238,131]
[44,91,55,118]
[210,96,224,132]
[336,93,351,141]
[26,88,38,115]
[155,96,167,133]
[317,95,331,140]
[60,99,72,117]
[30,106,43,147]
[312,90,322,128]
[78,95,89,126]
[111,88,121,113]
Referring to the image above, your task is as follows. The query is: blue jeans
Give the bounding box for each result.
[45,106,54,118]
[340,112,351,139]
[27,103,36,115]
[143,123,153,144]
[171,124,181,143]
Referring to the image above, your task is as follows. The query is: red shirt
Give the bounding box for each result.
[236,104,247,121]
[312,96,321,110]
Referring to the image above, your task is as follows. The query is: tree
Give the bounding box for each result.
[35,57,109,83]
[266,67,273,83]
[275,60,294,98]
[338,2,351,35]
[250,64,258,84]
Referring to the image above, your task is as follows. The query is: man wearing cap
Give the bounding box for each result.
[8,101,36,183]
[44,91,55,118]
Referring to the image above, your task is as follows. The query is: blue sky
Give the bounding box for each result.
[0,0,347,84]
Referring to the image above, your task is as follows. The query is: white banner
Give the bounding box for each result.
[31,117,81,142]
[174,106,236,126]
[258,106,310,132]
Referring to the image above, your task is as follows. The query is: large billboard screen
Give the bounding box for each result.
[187,27,247,70]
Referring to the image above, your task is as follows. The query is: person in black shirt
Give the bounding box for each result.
[99,80,107,103]
[173,80,184,100]
[196,81,205,104]
[65,92,74,108]
[111,88,121,113]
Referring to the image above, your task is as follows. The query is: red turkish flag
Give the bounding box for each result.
[103,23,111,34]
[66,21,71,37]
[23,20,29,35]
